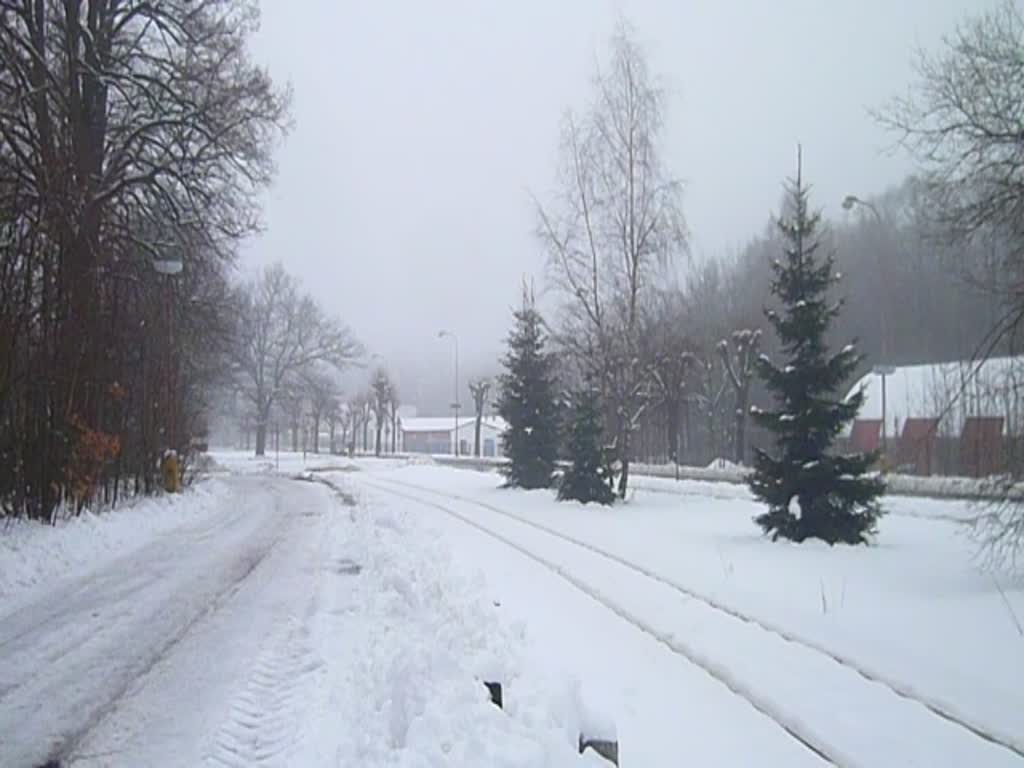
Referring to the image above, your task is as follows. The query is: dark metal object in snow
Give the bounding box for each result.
[335,559,362,575]
[579,736,619,765]
[484,681,503,709]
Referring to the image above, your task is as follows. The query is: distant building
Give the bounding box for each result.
[844,357,1024,476]
[400,416,508,457]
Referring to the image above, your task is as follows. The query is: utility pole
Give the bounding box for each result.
[439,330,460,456]
[153,254,183,491]
[873,365,896,456]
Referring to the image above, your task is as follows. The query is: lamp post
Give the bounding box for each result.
[438,330,460,456]
[845,194,899,459]
[153,254,183,490]
[872,364,897,456]
[842,193,890,363]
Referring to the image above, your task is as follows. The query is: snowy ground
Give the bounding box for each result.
[0,463,603,767]
[340,457,1024,767]
[3,450,1022,766]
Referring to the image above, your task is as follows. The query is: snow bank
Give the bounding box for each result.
[370,464,1024,760]
[0,480,228,603]
[321,479,602,766]
[631,461,1008,501]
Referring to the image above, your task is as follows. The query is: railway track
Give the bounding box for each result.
[353,473,1024,767]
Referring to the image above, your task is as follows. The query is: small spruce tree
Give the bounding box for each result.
[749,151,884,545]
[496,287,560,489]
[558,385,615,505]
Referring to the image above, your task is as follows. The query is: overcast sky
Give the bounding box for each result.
[246,0,992,412]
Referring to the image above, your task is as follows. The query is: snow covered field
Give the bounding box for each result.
[3,450,1022,766]
[341,458,1024,766]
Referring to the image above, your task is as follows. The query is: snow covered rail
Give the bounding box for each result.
[361,475,1024,767]
[356,477,839,766]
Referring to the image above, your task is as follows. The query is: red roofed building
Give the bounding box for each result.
[850,419,882,454]
[897,418,940,476]
[961,417,1005,478]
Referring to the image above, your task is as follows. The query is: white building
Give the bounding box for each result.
[400,415,508,457]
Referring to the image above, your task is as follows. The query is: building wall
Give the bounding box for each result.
[468,421,504,458]
[402,421,506,457]
[403,430,452,455]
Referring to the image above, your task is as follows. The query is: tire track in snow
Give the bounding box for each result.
[51,534,285,767]
[203,616,324,768]
[353,477,840,767]
[361,475,1024,765]
[202,476,332,768]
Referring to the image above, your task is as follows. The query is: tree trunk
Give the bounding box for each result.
[474,416,482,457]
[328,419,336,454]
[312,413,321,453]
[392,411,398,453]
[291,418,299,452]
[706,408,717,464]
[375,423,383,457]
[363,421,369,452]
[666,398,680,463]
[616,426,630,499]
[255,423,267,456]
[734,387,749,465]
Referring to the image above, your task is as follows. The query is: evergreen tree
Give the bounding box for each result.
[750,152,885,545]
[496,289,560,489]
[558,385,616,505]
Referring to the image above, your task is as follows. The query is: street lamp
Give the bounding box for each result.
[841,194,882,221]
[438,329,460,456]
[844,192,894,419]
[153,254,183,490]
[872,364,897,458]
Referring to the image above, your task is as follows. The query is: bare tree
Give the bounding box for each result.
[468,379,492,457]
[879,1,1024,299]
[643,289,697,464]
[537,22,686,497]
[371,369,394,457]
[719,329,762,465]
[231,264,360,456]
[0,0,289,518]
[352,391,373,453]
[698,355,730,464]
[325,399,341,454]
[303,366,341,454]
[346,394,367,456]
[879,0,1024,567]
[389,390,401,454]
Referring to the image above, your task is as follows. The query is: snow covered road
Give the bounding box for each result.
[0,476,307,767]
[0,469,606,767]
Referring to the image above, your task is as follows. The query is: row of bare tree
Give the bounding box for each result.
[0,1,289,520]
[216,274,407,460]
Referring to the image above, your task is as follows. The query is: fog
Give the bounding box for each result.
[246,0,989,413]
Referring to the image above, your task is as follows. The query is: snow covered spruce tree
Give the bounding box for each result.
[750,152,884,545]
[558,385,616,505]
[497,289,561,489]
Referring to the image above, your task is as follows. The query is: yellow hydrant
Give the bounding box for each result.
[161,450,182,493]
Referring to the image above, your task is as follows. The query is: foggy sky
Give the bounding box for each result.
[246,0,993,413]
